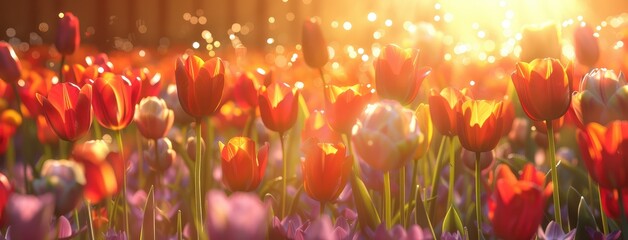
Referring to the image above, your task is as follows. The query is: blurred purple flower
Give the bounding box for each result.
[372,224,431,240]
[537,221,575,240]
[33,159,85,216]
[586,228,621,240]
[5,193,55,240]
[104,229,128,240]
[205,190,268,240]
[440,231,463,240]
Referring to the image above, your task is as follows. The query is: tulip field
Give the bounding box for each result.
[1,1,628,240]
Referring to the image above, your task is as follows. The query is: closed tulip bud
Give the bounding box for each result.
[0,42,22,84]
[574,25,599,67]
[577,121,628,189]
[456,99,505,153]
[0,172,11,223]
[145,138,176,172]
[134,96,174,139]
[461,148,494,172]
[429,88,467,136]
[301,139,351,202]
[414,103,433,159]
[301,18,329,69]
[489,164,553,240]
[55,12,80,55]
[33,159,85,216]
[324,84,373,134]
[5,193,56,240]
[92,74,140,130]
[352,100,422,171]
[36,83,92,142]
[174,55,225,120]
[519,23,562,62]
[71,140,119,203]
[220,137,269,192]
[511,58,573,121]
[258,82,300,133]
[186,136,205,161]
[301,110,342,143]
[375,44,431,105]
[572,69,627,126]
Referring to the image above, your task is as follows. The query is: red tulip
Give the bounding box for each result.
[456,99,505,153]
[72,140,120,203]
[511,58,573,121]
[599,187,628,220]
[374,44,431,105]
[301,110,342,143]
[488,164,553,240]
[123,68,162,99]
[36,115,58,145]
[301,18,329,69]
[0,110,20,155]
[0,42,22,84]
[63,64,98,87]
[301,139,351,202]
[324,84,373,134]
[134,96,174,139]
[92,74,140,130]
[233,72,259,110]
[36,83,92,141]
[55,12,80,55]
[577,121,628,189]
[574,25,599,67]
[17,70,51,117]
[174,55,225,120]
[219,137,269,192]
[428,88,466,136]
[258,82,300,133]
[0,172,11,223]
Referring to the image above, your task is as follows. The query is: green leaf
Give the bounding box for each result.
[350,173,381,229]
[567,187,582,229]
[575,197,597,240]
[140,185,156,240]
[442,205,464,235]
[415,187,436,239]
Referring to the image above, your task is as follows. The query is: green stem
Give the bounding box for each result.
[177,210,183,240]
[618,188,628,240]
[59,55,66,83]
[243,109,256,137]
[318,68,327,93]
[428,137,447,215]
[409,157,420,217]
[475,152,483,239]
[205,117,213,191]
[320,201,325,217]
[342,134,360,176]
[447,136,456,208]
[194,121,204,238]
[6,138,14,183]
[115,130,130,238]
[597,185,609,235]
[384,171,392,229]
[280,133,287,219]
[137,133,144,190]
[74,208,80,233]
[86,199,95,240]
[546,120,563,228]
[93,119,102,139]
[400,166,406,227]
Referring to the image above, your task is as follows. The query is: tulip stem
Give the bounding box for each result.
[546,120,562,228]
[177,210,183,240]
[428,137,446,215]
[84,199,95,240]
[475,152,483,239]
[74,208,80,233]
[597,185,609,234]
[280,133,287,219]
[318,68,327,92]
[409,156,420,218]
[93,119,102,139]
[399,166,406,227]
[384,171,392,229]
[618,188,628,240]
[320,201,325,217]
[205,117,214,190]
[59,55,66,83]
[194,121,204,238]
[137,133,144,190]
[447,136,455,208]
[342,134,360,176]
[115,130,130,239]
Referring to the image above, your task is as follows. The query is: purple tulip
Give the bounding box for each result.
[5,193,55,240]
[33,159,85,216]
[205,190,268,240]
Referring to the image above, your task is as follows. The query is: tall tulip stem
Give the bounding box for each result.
[428,137,446,215]
[475,152,483,239]
[618,188,628,240]
[399,166,406,227]
[320,201,325,217]
[86,199,95,240]
[194,121,204,238]
[447,136,455,208]
[598,185,609,234]
[280,133,287,219]
[115,130,130,238]
[383,171,392,229]
[59,54,66,83]
[546,120,562,228]
[409,156,421,218]
[205,117,214,191]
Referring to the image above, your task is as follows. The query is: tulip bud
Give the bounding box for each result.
[33,159,85,216]
[574,25,599,67]
[519,23,561,62]
[220,137,269,192]
[375,44,431,105]
[0,42,22,84]
[55,12,80,55]
[258,82,300,133]
[301,17,329,69]
[145,138,176,172]
[301,139,351,202]
[186,136,205,161]
[6,193,56,240]
[134,96,174,139]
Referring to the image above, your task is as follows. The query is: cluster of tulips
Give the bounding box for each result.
[0,10,627,240]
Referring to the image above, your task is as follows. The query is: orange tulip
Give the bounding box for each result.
[174,55,225,120]
[511,58,573,121]
[488,164,553,240]
[63,64,98,87]
[219,137,269,192]
[0,42,22,84]
[72,140,120,203]
[55,12,80,55]
[301,18,329,69]
[414,103,433,159]
[456,99,505,153]
[577,121,628,189]
[324,84,373,134]
[428,88,466,136]
[36,83,92,141]
[301,139,351,202]
[92,74,140,130]
[258,82,300,133]
[374,44,431,105]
